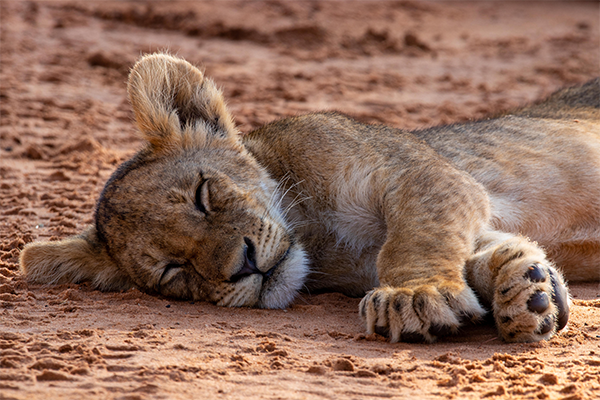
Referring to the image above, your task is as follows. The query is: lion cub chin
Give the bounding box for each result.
[21,53,600,344]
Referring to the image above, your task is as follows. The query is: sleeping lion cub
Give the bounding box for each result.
[21,53,599,343]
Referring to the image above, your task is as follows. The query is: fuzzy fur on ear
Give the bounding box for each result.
[19,226,132,291]
[127,53,239,152]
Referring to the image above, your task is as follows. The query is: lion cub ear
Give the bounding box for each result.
[19,226,132,291]
[127,53,239,152]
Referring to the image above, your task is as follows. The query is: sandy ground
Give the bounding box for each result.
[1,1,600,399]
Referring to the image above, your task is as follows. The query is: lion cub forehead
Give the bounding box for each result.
[99,144,273,215]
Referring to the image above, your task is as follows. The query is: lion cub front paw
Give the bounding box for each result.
[358,283,486,343]
[494,258,570,342]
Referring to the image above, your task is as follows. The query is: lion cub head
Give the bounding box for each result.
[20,53,308,309]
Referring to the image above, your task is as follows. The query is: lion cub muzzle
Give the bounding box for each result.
[228,238,261,283]
[228,237,290,284]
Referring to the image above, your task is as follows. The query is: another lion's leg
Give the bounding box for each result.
[465,230,570,342]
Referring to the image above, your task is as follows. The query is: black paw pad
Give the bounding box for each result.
[537,316,554,335]
[527,291,549,314]
[549,270,569,331]
[524,263,546,282]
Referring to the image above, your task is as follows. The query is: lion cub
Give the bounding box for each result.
[21,53,599,343]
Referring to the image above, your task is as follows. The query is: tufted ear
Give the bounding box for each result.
[19,226,132,291]
[127,53,239,152]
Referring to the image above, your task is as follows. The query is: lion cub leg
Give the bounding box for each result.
[358,210,488,342]
[357,166,492,343]
[465,230,570,342]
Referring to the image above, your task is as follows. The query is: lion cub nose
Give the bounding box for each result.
[229,237,260,282]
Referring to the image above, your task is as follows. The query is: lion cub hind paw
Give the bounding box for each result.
[359,285,486,343]
[494,261,570,342]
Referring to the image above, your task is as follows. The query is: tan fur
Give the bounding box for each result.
[20,53,600,343]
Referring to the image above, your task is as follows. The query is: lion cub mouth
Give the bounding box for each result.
[228,239,290,286]
[262,246,291,283]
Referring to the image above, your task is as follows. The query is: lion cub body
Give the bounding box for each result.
[247,102,600,293]
[20,54,599,343]
[245,113,491,296]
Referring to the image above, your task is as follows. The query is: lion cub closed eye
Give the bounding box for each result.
[21,53,599,343]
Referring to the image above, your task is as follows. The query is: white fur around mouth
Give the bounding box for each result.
[262,245,291,283]
[258,244,310,309]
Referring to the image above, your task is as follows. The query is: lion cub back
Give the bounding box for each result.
[413,78,600,281]
[514,77,599,120]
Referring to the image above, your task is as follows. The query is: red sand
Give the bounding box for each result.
[1,1,599,399]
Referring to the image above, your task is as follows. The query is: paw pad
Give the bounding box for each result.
[524,263,546,282]
[527,291,549,314]
[537,316,554,335]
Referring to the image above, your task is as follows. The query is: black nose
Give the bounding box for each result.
[229,237,260,282]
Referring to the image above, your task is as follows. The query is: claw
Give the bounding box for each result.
[359,290,372,319]
[549,270,569,331]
